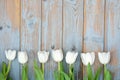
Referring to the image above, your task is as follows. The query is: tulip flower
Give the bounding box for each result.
[18,51,28,80]
[37,51,49,63]
[52,49,64,80]
[98,52,111,80]
[65,51,78,65]
[81,52,102,80]
[81,52,95,66]
[36,51,49,80]
[5,50,16,61]
[98,52,110,65]
[65,51,78,80]
[18,51,28,64]
[52,49,63,62]
[2,50,17,80]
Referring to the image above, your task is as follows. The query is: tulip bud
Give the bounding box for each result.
[5,50,16,61]
[98,52,110,65]
[52,49,63,62]
[37,51,49,63]
[81,52,95,66]
[65,51,78,65]
[18,51,28,64]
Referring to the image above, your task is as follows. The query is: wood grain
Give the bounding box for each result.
[42,0,62,80]
[21,0,41,80]
[83,0,104,79]
[105,0,120,79]
[63,0,83,80]
[0,0,20,80]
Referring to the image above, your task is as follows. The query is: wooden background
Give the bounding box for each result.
[0,0,120,80]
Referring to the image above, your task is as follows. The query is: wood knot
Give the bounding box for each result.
[0,26,3,30]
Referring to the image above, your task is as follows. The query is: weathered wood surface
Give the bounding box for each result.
[0,0,120,80]
[0,0,20,80]
[42,0,62,80]
[63,0,83,80]
[21,0,41,80]
[105,0,120,80]
[83,0,104,79]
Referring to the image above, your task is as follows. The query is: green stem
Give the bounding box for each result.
[42,63,44,80]
[69,64,74,80]
[58,62,61,80]
[104,64,106,80]
[58,62,61,71]
[5,61,11,80]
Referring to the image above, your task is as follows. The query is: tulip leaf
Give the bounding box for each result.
[2,62,7,75]
[54,71,59,80]
[0,73,4,80]
[59,71,70,80]
[87,63,93,80]
[34,61,43,80]
[94,67,102,80]
[54,70,71,80]
[7,76,12,80]
[22,64,28,80]
[83,76,88,80]
[60,62,64,80]
[104,65,112,80]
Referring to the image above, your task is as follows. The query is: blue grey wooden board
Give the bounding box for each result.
[83,0,104,80]
[0,0,20,80]
[0,0,120,80]
[21,0,41,80]
[105,0,120,79]
[42,0,62,80]
[63,0,83,80]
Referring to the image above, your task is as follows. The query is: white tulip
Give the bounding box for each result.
[81,52,95,66]
[18,51,28,64]
[52,49,63,62]
[65,51,78,65]
[5,50,16,61]
[98,52,110,65]
[37,51,49,63]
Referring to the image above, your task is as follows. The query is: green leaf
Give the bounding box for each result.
[7,76,12,80]
[60,62,64,80]
[94,67,102,80]
[0,73,4,80]
[22,65,28,80]
[104,65,112,80]
[87,63,93,80]
[54,71,59,80]
[34,61,43,80]
[59,71,70,80]
[83,76,88,80]
[2,62,7,75]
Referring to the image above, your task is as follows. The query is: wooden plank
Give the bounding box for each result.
[63,0,83,80]
[42,0,62,80]
[21,0,41,80]
[0,0,20,80]
[105,0,120,79]
[83,0,104,79]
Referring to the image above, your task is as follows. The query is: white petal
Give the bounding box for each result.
[5,50,16,61]
[98,52,110,64]
[52,49,63,62]
[18,51,28,64]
